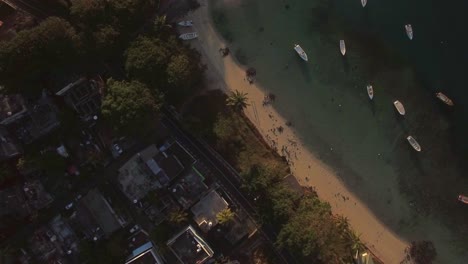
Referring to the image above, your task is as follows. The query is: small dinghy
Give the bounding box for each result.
[340,40,346,56]
[367,85,374,100]
[294,44,308,61]
[361,0,367,7]
[393,100,405,115]
[407,136,421,152]
[179,32,198,40]
[436,92,454,106]
[178,20,193,27]
[405,24,413,40]
[458,195,468,205]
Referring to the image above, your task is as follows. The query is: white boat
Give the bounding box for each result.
[178,20,193,27]
[435,92,454,106]
[407,136,421,152]
[405,24,413,40]
[361,0,367,7]
[294,44,308,61]
[393,100,405,115]
[340,40,346,56]
[458,195,468,205]
[179,32,198,40]
[367,85,374,100]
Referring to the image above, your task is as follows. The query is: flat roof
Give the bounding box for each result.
[191,190,228,232]
[171,168,208,209]
[80,189,121,235]
[167,226,214,264]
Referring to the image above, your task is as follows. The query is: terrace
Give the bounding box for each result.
[167,226,214,264]
[191,190,228,232]
[170,168,208,209]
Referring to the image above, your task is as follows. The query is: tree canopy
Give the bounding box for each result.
[226,90,249,112]
[101,79,163,136]
[216,208,235,224]
[0,17,82,95]
[277,195,354,264]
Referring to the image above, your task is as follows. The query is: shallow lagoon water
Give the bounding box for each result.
[210,0,468,262]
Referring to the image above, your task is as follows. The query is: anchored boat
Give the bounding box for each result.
[361,0,367,7]
[340,40,346,56]
[393,100,405,115]
[179,32,198,40]
[405,24,413,40]
[178,20,193,27]
[436,92,454,106]
[407,136,421,152]
[367,85,374,100]
[294,44,308,61]
[458,195,468,205]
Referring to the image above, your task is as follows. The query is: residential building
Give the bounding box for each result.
[118,142,194,203]
[23,180,54,210]
[0,93,60,144]
[55,77,103,122]
[125,229,165,264]
[0,125,21,160]
[167,226,214,264]
[190,190,228,232]
[170,168,209,209]
[69,188,125,238]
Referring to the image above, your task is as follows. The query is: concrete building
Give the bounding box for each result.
[167,226,214,264]
[190,190,228,232]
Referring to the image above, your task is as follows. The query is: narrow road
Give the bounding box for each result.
[161,108,297,264]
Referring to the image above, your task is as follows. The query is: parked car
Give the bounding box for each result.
[74,194,82,201]
[113,143,123,155]
[65,202,74,210]
[129,224,140,233]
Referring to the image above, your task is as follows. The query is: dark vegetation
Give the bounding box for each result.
[183,90,363,263]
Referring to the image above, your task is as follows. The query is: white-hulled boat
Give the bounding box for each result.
[178,20,193,27]
[393,100,405,115]
[340,40,346,56]
[367,85,374,100]
[294,44,308,61]
[179,32,198,40]
[407,136,421,152]
[405,24,413,40]
[458,195,468,205]
[436,92,454,106]
[361,0,367,7]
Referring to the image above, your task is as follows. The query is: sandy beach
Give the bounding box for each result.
[181,0,409,262]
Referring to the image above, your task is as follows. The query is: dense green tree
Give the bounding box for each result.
[153,15,172,36]
[101,79,163,136]
[167,53,203,91]
[276,195,354,264]
[125,36,172,86]
[226,90,249,112]
[0,17,81,95]
[167,208,188,226]
[216,208,235,224]
[0,163,14,185]
[70,0,108,29]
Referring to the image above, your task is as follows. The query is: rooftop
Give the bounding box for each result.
[170,168,208,209]
[167,226,214,264]
[126,230,164,264]
[118,145,160,202]
[191,190,228,232]
[0,94,27,125]
[78,188,123,235]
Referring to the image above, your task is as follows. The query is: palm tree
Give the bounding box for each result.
[226,90,249,112]
[153,15,172,34]
[216,208,235,224]
[168,208,188,226]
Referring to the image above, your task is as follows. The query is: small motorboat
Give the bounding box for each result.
[179,32,198,40]
[367,85,374,100]
[458,195,468,205]
[407,136,421,152]
[340,40,346,56]
[361,0,367,7]
[405,24,413,40]
[435,92,454,106]
[393,100,405,115]
[178,20,193,27]
[294,44,308,61]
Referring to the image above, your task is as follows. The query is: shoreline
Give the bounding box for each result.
[183,0,408,262]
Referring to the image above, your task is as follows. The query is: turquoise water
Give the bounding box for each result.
[210,0,468,262]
